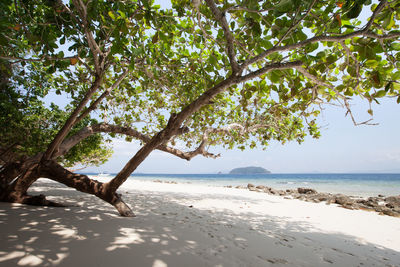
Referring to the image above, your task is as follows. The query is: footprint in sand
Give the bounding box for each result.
[275,240,294,248]
[257,256,289,264]
[322,257,335,264]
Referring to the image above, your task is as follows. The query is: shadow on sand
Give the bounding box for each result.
[0,181,399,267]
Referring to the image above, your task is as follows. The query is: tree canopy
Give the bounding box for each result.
[0,0,399,216]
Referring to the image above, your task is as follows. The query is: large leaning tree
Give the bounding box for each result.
[0,0,399,216]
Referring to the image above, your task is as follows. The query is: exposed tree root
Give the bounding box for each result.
[21,194,68,207]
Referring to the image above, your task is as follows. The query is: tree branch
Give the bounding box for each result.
[363,0,387,31]
[180,122,276,160]
[242,0,390,69]
[295,66,333,89]
[55,123,150,158]
[238,61,303,83]
[75,68,130,124]
[105,58,304,191]
[204,0,240,74]
[340,40,361,85]
[42,74,104,161]
[295,66,377,126]
[71,0,103,74]
[55,123,195,161]
[274,0,317,48]
[224,6,273,14]
[0,55,78,63]
[363,31,400,40]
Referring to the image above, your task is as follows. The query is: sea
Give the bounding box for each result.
[84,172,400,197]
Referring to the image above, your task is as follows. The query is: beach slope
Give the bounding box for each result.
[0,179,399,266]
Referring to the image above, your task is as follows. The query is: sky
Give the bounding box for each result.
[53,0,400,174]
[82,97,400,174]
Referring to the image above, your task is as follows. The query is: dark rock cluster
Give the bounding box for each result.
[153,179,178,184]
[244,184,400,218]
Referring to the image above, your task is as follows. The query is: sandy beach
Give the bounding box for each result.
[1,178,399,267]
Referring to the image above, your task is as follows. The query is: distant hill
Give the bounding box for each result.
[229,166,271,174]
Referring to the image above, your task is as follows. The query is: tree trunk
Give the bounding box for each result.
[0,162,22,192]
[0,161,63,207]
[40,160,135,217]
[9,163,40,197]
[0,160,135,217]
[0,161,44,205]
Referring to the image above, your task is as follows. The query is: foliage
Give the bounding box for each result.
[106,0,400,151]
[0,79,111,167]
[60,119,113,168]
[1,0,400,166]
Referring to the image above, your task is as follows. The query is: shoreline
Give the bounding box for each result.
[99,176,400,218]
[89,172,400,198]
[1,178,399,266]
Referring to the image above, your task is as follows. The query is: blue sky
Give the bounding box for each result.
[83,96,400,174]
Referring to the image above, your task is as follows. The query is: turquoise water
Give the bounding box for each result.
[86,173,400,197]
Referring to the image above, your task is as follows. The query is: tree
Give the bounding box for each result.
[0,0,399,216]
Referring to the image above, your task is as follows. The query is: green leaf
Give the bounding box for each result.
[392,71,400,80]
[275,0,294,13]
[343,24,356,29]
[393,82,400,91]
[392,43,400,50]
[117,10,126,19]
[346,4,362,19]
[252,23,262,37]
[296,30,307,41]
[209,54,218,65]
[244,90,252,99]
[365,60,378,68]
[384,82,392,92]
[382,13,395,30]
[347,66,356,76]
[270,71,281,83]
[108,11,115,20]
[373,90,386,98]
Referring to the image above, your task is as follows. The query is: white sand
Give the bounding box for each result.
[0,178,399,267]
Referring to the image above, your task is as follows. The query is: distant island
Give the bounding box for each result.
[229,166,271,174]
